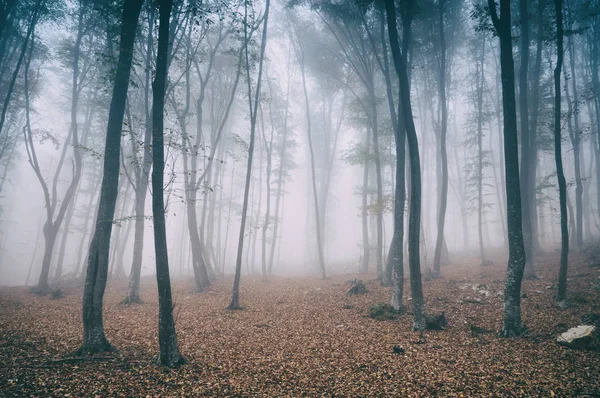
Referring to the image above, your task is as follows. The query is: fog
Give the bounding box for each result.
[0,0,597,292]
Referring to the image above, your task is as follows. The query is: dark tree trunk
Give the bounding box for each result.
[75,0,143,355]
[0,0,39,140]
[488,0,527,337]
[555,0,569,302]
[151,0,184,368]
[389,87,406,311]
[385,0,426,330]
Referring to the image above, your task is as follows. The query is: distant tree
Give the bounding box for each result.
[229,0,270,309]
[519,0,537,280]
[288,11,327,279]
[24,0,92,293]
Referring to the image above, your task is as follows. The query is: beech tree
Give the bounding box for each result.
[76,0,143,355]
[488,0,528,337]
[151,0,185,368]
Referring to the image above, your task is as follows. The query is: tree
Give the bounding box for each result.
[519,0,537,280]
[229,0,270,309]
[554,0,569,303]
[75,0,143,355]
[384,0,426,330]
[488,0,527,337]
[151,0,185,368]
[433,0,449,278]
[122,4,155,304]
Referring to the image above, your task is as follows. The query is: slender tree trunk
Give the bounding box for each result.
[229,0,270,309]
[369,86,384,282]
[361,127,371,274]
[293,19,326,279]
[567,34,583,251]
[0,0,39,140]
[555,0,569,303]
[433,0,448,278]
[519,0,536,279]
[476,35,487,265]
[528,0,544,254]
[385,0,426,330]
[123,6,155,304]
[390,87,406,311]
[268,66,292,275]
[151,0,184,368]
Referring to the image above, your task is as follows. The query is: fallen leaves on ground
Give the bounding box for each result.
[1,252,599,397]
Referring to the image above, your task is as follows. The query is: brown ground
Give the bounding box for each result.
[1,253,599,397]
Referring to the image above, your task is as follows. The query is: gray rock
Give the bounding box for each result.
[557,325,597,349]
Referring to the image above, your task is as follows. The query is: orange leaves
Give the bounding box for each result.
[0,253,599,396]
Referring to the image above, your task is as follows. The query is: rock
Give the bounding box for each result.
[347,280,368,295]
[557,325,597,349]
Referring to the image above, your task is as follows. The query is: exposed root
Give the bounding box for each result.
[156,353,186,369]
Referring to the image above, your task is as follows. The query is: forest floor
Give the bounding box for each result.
[1,253,600,397]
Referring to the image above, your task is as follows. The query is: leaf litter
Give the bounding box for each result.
[1,253,599,397]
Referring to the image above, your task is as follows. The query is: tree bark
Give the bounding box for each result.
[488,0,528,337]
[229,0,270,309]
[555,0,569,302]
[75,0,143,355]
[519,0,536,279]
[433,0,448,278]
[384,0,426,330]
[152,0,185,368]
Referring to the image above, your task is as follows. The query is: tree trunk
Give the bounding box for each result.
[433,0,448,278]
[152,0,185,368]
[476,35,487,265]
[361,126,371,274]
[519,0,536,279]
[389,87,406,311]
[229,0,270,309]
[567,34,583,251]
[123,6,155,304]
[385,0,426,330]
[488,0,527,337]
[75,0,143,355]
[296,22,326,280]
[555,0,569,302]
[528,0,544,254]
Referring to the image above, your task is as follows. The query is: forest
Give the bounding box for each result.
[0,0,599,395]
